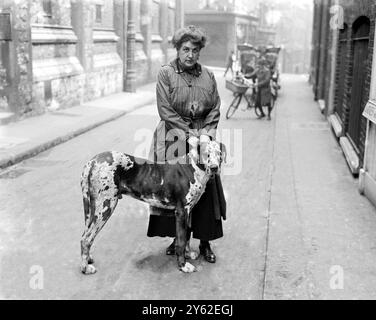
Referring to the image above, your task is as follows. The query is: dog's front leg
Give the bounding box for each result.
[185,225,199,260]
[175,204,196,273]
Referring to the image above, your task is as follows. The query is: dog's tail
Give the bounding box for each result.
[81,160,94,227]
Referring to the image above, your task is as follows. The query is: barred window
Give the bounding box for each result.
[168,7,175,37]
[95,5,102,23]
[42,0,52,17]
[151,0,160,35]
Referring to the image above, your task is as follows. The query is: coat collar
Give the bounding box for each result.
[170,58,202,77]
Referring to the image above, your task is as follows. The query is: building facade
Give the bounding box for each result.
[183,0,277,68]
[184,10,258,68]
[273,1,312,74]
[310,0,376,207]
[0,0,183,122]
[255,2,276,46]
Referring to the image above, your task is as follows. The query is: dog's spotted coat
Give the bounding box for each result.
[80,141,224,274]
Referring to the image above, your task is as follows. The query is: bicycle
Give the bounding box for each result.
[270,70,281,101]
[225,76,262,119]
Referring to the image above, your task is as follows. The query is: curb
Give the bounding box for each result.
[0,97,155,170]
[0,112,17,125]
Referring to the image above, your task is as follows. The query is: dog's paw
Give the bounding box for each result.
[81,263,97,275]
[185,250,199,260]
[179,262,197,273]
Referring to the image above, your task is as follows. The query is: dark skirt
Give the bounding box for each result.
[256,86,272,107]
[147,174,226,241]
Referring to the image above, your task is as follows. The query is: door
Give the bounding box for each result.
[348,17,370,152]
[334,25,347,120]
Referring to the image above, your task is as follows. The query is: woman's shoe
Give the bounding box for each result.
[166,239,176,255]
[199,242,216,263]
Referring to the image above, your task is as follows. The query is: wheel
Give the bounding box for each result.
[271,95,276,110]
[244,93,255,110]
[274,88,279,99]
[226,93,242,119]
[251,90,263,117]
[254,105,262,117]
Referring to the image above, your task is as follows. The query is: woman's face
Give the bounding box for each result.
[178,41,201,68]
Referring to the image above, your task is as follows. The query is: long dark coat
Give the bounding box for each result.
[257,67,272,106]
[147,59,226,241]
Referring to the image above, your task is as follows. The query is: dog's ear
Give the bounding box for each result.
[219,142,227,163]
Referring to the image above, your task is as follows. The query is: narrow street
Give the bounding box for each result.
[1,70,376,299]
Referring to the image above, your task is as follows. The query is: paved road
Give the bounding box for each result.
[2,71,376,299]
[0,70,275,299]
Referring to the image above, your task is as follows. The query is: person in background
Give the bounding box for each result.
[254,58,272,120]
[224,50,236,78]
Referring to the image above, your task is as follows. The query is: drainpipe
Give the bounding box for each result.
[125,0,136,92]
[326,0,339,117]
[175,0,184,30]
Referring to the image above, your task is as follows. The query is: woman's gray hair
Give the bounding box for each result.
[172,25,207,50]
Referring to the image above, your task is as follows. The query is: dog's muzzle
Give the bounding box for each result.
[206,164,219,176]
[210,166,219,174]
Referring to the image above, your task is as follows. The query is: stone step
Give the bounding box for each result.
[339,136,360,175]
[318,99,325,113]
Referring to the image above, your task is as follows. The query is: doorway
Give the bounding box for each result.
[334,24,348,121]
[348,17,370,153]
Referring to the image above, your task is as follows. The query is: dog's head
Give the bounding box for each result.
[199,141,227,175]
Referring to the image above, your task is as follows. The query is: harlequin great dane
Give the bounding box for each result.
[80,140,225,274]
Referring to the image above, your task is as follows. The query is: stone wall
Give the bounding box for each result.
[150,0,165,81]
[89,0,122,100]
[0,0,33,116]
[337,0,375,165]
[31,0,84,113]
[311,0,376,168]
[0,0,180,120]
[310,0,332,101]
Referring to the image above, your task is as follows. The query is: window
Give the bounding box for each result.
[168,7,174,36]
[42,0,52,17]
[0,13,12,40]
[151,1,159,35]
[95,5,102,23]
[44,80,52,103]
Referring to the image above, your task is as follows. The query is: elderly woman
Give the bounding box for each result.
[147,25,226,263]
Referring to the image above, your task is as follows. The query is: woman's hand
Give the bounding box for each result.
[199,135,211,162]
[188,136,199,161]
[200,135,211,144]
[188,136,199,148]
